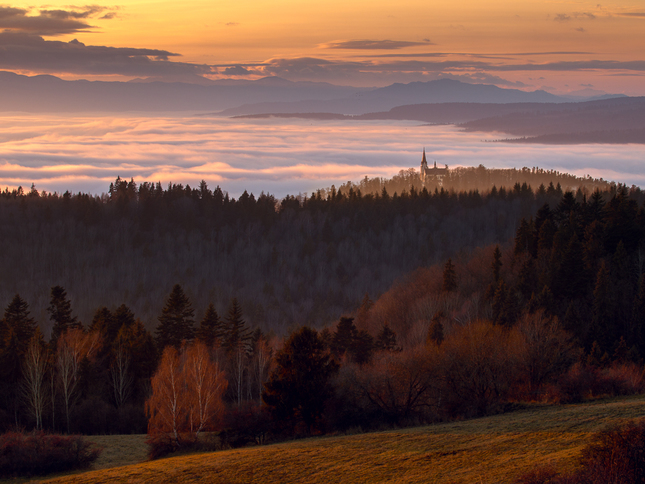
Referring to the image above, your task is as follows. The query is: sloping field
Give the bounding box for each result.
[41,395,645,484]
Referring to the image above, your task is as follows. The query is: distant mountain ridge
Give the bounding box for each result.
[220,78,572,116]
[0,71,366,112]
[0,72,620,114]
[234,96,645,145]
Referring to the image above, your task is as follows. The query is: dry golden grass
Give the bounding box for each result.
[36,395,645,484]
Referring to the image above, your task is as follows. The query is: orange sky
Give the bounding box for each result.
[1,0,645,93]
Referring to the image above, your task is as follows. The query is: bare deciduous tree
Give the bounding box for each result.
[56,328,101,433]
[21,335,48,430]
[110,341,133,408]
[146,342,227,446]
[184,341,227,435]
[146,346,184,445]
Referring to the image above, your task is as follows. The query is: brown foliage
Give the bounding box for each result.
[514,420,645,484]
[440,320,520,417]
[146,342,227,455]
[351,347,439,424]
[514,311,578,398]
[0,431,101,477]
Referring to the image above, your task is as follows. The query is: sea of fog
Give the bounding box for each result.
[0,114,644,197]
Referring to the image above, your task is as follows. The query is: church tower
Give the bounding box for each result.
[419,148,448,186]
[420,148,429,183]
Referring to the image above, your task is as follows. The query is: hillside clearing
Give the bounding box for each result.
[39,395,645,484]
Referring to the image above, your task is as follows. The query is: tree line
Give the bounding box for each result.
[0,284,273,435]
[2,170,644,449]
[0,166,619,337]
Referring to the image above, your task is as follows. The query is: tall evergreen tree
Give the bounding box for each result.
[514,218,534,255]
[262,326,338,434]
[196,303,224,348]
[222,298,250,353]
[590,261,614,351]
[3,294,37,355]
[442,258,457,292]
[375,323,398,352]
[331,317,357,358]
[491,245,502,283]
[631,275,645,355]
[155,284,195,350]
[47,286,80,348]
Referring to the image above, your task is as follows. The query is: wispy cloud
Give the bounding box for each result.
[554,14,572,22]
[222,65,252,76]
[320,39,432,50]
[0,32,214,77]
[0,5,117,35]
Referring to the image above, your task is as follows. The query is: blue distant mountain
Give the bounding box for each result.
[0,71,622,114]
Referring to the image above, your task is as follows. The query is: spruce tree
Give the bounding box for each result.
[591,261,613,352]
[155,284,195,350]
[222,298,250,353]
[442,258,457,292]
[514,218,534,255]
[331,317,357,358]
[3,294,37,354]
[352,330,374,365]
[196,303,224,348]
[491,245,502,283]
[631,275,645,355]
[375,323,398,352]
[48,285,80,348]
[262,326,338,434]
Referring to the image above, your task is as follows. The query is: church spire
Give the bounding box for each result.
[422,147,427,164]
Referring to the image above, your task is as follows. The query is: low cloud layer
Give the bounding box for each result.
[0,115,642,198]
[321,40,432,50]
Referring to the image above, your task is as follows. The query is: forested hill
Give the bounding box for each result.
[0,166,624,336]
[329,165,610,199]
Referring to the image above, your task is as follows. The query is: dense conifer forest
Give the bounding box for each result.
[1,164,642,445]
[0,165,612,334]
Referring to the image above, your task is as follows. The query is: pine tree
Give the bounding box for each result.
[262,327,338,434]
[375,323,398,352]
[48,286,80,348]
[222,298,251,353]
[514,218,534,255]
[491,245,502,283]
[196,303,224,348]
[442,258,457,292]
[331,317,357,358]
[591,261,613,352]
[155,284,195,350]
[631,275,645,355]
[3,294,37,355]
[352,330,374,365]
[517,257,537,299]
[492,280,508,325]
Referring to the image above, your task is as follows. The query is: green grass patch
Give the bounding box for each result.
[39,395,645,484]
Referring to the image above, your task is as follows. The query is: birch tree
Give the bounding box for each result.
[21,334,48,430]
[56,328,101,433]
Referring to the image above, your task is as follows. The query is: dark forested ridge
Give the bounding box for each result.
[1,164,645,444]
[0,166,613,336]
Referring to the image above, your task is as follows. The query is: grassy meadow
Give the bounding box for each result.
[32,395,645,484]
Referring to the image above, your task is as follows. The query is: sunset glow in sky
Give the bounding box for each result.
[2,0,645,94]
